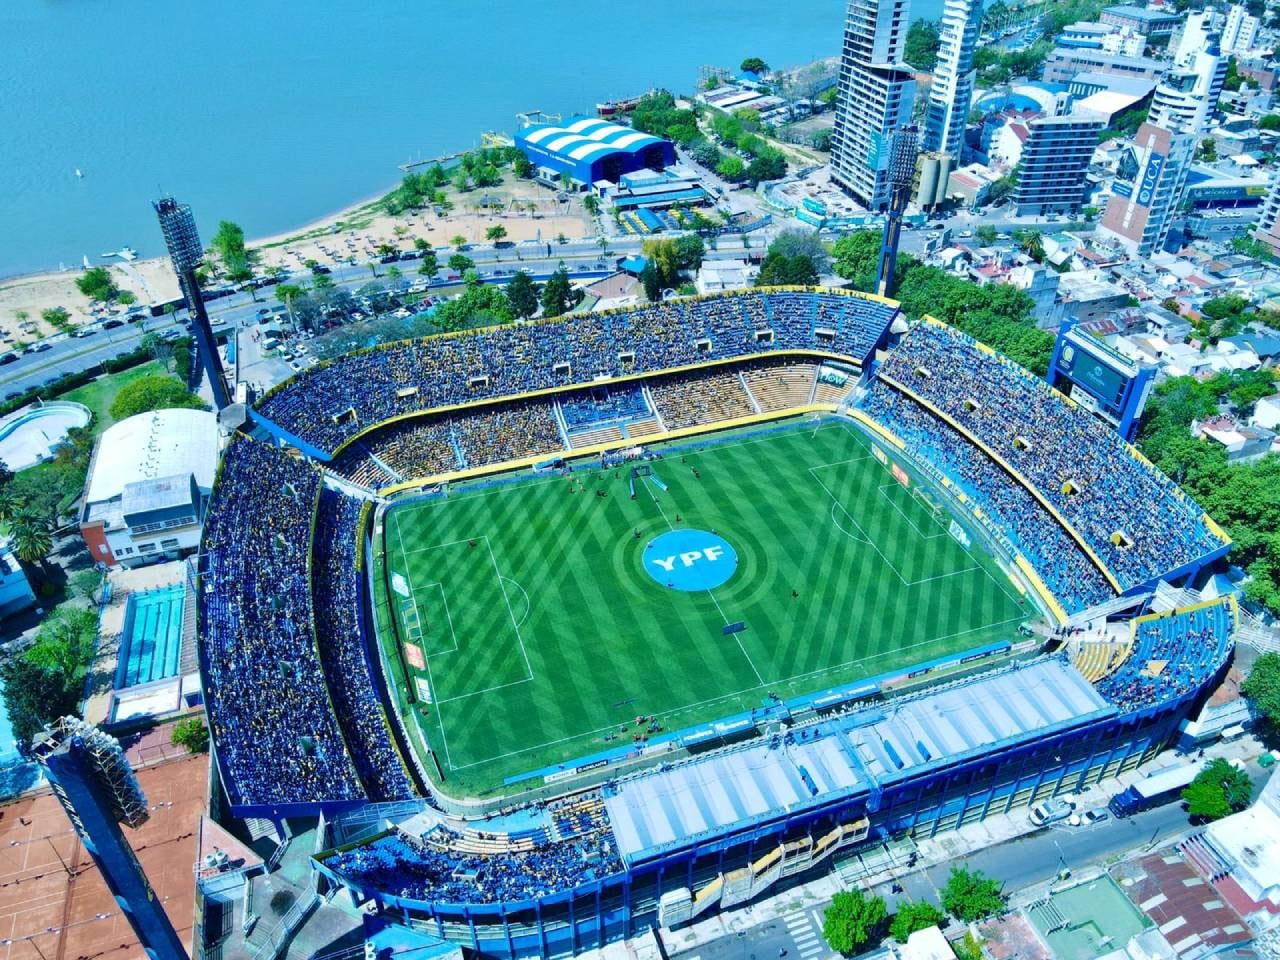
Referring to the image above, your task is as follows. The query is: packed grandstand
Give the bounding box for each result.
[197,286,1235,956]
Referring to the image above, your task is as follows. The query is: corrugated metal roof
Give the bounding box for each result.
[604,659,1109,863]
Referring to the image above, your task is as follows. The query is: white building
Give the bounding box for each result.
[0,538,36,619]
[1203,769,1280,911]
[1101,28,1145,56]
[830,0,918,209]
[923,0,982,159]
[1220,4,1260,55]
[1098,38,1227,256]
[79,409,221,568]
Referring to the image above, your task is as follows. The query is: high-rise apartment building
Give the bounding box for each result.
[922,0,982,159]
[831,0,918,210]
[1098,39,1226,256]
[1254,172,1280,257]
[1014,113,1106,216]
[1221,4,1260,54]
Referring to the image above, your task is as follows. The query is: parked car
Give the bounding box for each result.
[0,352,18,366]
[1029,797,1074,826]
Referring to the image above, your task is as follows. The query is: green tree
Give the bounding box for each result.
[1259,114,1280,131]
[976,225,999,245]
[1013,228,1045,262]
[109,374,207,421]
[640,261,660,302]
[431,282,513,331]
[747,149,787,186]
[769,231,830,273]
[419,250,439,277]
[583,194,601,217]
[26,608,99,680]
[513,154,534,178]
[674,234,706,273]
[740,57,770,76]
[630,90,699,140]
[171,716,210,753]
[905,19,942,70]
[506,270,539,320]
[717,154,748,183]
[8,512,53,573]
[954,932,984,960]
[1183,758,1253,820]
[541,266,576,318]
[1244,653,1280,727]
[42,307,73,332]
[275,282,306,304]
[756,251,819,286]
[0,655,82,756]
[76,266,119,302]
[452,235,467,250]
[822,890,887,955]
[890,900,945,943]
[486,225,508,246]
[447,253,476,274]
[1229,234,1273,260]
[832,230,887,291]
[941,865,1005,922]
[1199,138,1218,161]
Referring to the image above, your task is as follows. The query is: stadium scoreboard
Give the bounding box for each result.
[1048,324,1154,440]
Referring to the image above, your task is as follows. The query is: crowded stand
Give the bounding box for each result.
[255,290,897,454]
[199,439,363,806]
[560,386,652,434]
[323,815,624,905]
[649,369,756,430]
[877,322,1225,591]
[313,489,415,801]
[1093,600,1234,711]
[858,381,1114,613]
[453,399,563,468]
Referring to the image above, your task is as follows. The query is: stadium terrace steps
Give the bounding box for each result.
[648,370,756,430]
[626,418,662,438]
[742,363,819,412]
[254,289,897,455]
[569,425,625,448]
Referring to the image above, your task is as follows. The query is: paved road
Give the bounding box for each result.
[671,764,1273,960]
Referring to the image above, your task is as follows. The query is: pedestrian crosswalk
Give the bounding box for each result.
[783,910,828,960]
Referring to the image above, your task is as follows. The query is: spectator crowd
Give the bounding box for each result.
[257,290,898,454]
[877,322,1226,592]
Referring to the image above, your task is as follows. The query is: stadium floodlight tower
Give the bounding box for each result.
[153,196,231,410]
[875,125,921,299]
[33,718,188,960]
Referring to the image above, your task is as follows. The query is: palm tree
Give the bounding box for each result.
[0,486,22,525]
[10,512,53,576]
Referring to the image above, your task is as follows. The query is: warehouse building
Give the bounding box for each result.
[515,117,676,189]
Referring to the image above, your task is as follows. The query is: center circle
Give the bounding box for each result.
[642,529,738,591]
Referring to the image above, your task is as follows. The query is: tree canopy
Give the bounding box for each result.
[1182,758,1253,821]
[540,266,581,318]
[631,90,699,144]
[905,19,941,70]
[432,277,513,331]
[0,606,99,754]
[890,899,945,943]
[109,374,208,421]
[1243,652,1280,729]
[822,889,887,954]
[76,266,120,303]
[941,865,1005,922]
[740,57,770,76]
[506,271,539,320]
[171,716,210,753]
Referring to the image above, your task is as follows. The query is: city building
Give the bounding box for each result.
[514,117,675,189]
[1100,5,1182,40]
[79,409,221,568]
[1220,3,1260,55]
[1098,41,1227,256]
[1014,113,1106,216]
[830,0,918,209]
[1060,21,1113,48]
[1101,28,1146,56]
[1042,48,1167,84]
[1067,71,1157,101]
[1255,172,1280,257]
[946,162,1003,205]
[922,0,982,160]
[0,536,35,618]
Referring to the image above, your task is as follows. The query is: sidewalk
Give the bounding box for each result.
[599,736,1268,960]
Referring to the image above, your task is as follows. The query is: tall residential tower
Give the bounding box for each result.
[831,0,919,210]
[923,0,982,159]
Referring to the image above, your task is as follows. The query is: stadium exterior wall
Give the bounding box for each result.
[314,674,1216,959]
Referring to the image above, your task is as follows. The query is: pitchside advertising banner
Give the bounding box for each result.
[892,463,910,488]
[403,642,425,670]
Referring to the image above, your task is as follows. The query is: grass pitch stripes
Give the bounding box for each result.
[377,417,1034,795]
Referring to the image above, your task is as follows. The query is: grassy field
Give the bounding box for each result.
[374,417,1034,796]
[60,360,165,430]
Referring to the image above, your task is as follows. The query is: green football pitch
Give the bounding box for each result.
[372,417,1034,796]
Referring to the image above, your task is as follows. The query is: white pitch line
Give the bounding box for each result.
[642,475,675,530]
[484,536,535,679]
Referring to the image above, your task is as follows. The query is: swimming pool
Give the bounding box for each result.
[116,585,185,688]
[0,401,92,472]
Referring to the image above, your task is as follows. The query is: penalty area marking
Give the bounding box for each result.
[876,483,950,540]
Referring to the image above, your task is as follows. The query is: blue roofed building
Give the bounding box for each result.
[515,117,676,189]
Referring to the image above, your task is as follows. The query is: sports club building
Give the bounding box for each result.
[514,117,676,188]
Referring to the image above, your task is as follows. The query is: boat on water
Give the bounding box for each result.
[100,247,138,261]
[75,168,83,178]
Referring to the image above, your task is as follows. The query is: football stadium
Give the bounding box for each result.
[197,287,1235,957]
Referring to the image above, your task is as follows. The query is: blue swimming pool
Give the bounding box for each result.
[116,586,185,688]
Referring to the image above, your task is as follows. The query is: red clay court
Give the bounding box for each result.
[0,752,207,960]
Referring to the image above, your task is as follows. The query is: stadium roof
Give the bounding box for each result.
[604,659,1110,863]
[521,117,665,163]
[84,409,219,509]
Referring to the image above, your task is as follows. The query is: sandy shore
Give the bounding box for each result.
[0,177,593,345]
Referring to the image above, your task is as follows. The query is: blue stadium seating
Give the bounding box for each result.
[255,291,896,455]
[876,321,1226,593]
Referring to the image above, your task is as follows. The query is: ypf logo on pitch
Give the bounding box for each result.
[643,529,738,591]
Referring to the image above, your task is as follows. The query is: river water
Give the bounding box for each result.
[0,0,941,277]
